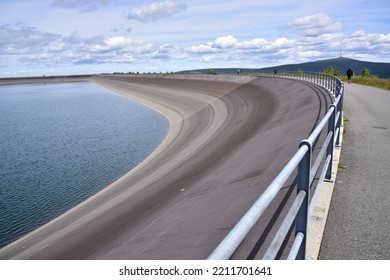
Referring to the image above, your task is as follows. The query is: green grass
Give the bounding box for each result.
[342,116,349,134]
[338,162,347,170]
[340,75,390,91]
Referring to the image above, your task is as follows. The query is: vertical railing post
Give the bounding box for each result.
[335,86,343,146]
[326,74,330,91]
[330,76,333,94]
[296,140,311,260]
[322,73,325,88]
[326,105,336,180]
[331,75,334,93]
[327,74,331,91]
[330,76,334,94]
[323,74,326,89]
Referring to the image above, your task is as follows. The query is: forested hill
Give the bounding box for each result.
[181,57,390,78]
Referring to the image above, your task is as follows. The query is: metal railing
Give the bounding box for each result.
[208,72,344,260]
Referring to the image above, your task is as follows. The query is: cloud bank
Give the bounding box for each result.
[1,11,389,75]
[284,13,344,37]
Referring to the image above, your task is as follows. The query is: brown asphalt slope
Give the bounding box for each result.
[0,75,332,259]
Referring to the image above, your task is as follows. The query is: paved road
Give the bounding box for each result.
[319,83,390,260]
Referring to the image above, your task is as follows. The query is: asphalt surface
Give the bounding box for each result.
[0,75,332,259]
[319,83,390,260]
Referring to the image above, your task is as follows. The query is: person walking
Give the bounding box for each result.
[346,67,353,83]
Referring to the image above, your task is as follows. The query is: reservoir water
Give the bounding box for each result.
[0,82,169,248]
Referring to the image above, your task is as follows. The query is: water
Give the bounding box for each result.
[0,82,169,248]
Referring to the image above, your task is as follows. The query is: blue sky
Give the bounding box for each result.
[0,0,389,77]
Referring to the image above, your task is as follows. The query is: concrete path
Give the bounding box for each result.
[319,83,390,259]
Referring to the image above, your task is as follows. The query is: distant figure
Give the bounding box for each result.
[237,69,241,75]
[346,68,353,83]
[274,69,277,75]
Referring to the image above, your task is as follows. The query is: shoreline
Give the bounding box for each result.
[0,75,91,86]
[0,76,171,249]
[0,75,332,259]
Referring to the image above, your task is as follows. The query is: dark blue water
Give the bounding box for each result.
[0,82,169,248]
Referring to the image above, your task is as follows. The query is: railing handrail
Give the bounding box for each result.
[208,72,343,260]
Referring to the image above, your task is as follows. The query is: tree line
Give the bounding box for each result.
[323,65,373,78]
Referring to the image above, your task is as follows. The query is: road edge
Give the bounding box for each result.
[306,116,344,260]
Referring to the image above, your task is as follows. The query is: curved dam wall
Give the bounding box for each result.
[0,75,333,259]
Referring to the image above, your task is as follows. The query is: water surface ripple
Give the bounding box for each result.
[0,82,168,248]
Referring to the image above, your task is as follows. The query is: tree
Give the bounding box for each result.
[323,66,342,76]
[361,67,371,78]
[324,66,335,75]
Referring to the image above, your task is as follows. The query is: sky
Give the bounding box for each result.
[0,0,389,77]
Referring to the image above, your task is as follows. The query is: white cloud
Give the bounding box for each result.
[0,23,159,67]
[125,1,186,23]
[284,13,344,36]
[214,35,238,48]
[186,43,218,54]
[0,23,60,55]
[185,34,332,66]
[47,39,66,52]
[2,15,389,76]
[152,44,187,60]
[2,0,390,77]
[271,37,294,48]
[90,36,135,52]
[52,0,113,13]
[236,38,268,49]
[343,30,390,55]
[201,56,215,62]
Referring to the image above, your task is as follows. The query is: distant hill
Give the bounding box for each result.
[181,57,390,79]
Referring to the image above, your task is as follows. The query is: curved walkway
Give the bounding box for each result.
[0,75,332,259]
[319,83,390,260]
